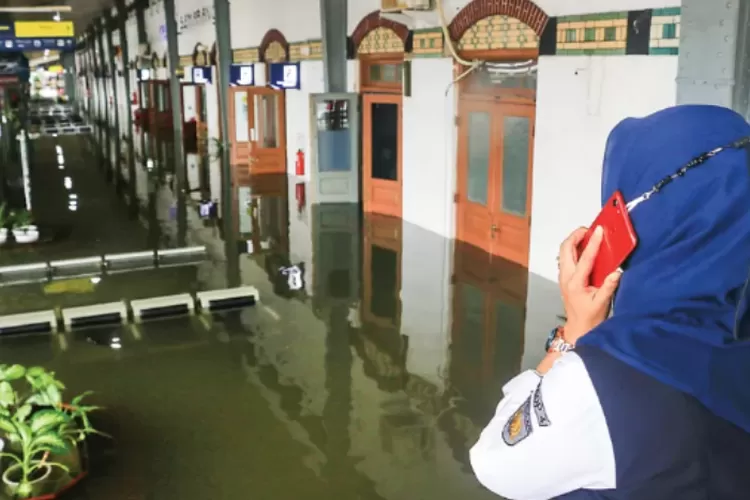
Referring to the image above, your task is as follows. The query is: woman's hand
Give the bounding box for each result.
[558,226,622,345]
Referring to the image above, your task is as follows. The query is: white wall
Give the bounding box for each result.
[529,55,679,283]
[176,0,215,55]
[230,0,321,49]
[284,61,326,177]
[402,58,456,239]
[522,54,678,372]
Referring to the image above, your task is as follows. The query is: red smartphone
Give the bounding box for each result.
[577,190,638,288]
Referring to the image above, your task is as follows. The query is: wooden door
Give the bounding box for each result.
[247,86,286,174]
[227,86,252,166]
[363,214,402,328]
[195,84,208,155]
[456,100,534,267]
[228,86,286,174]
[363,93,402,217]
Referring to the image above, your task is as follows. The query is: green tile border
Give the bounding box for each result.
[228,7,682,60]
[649,47,679,55]
[557,48,626,56]
[557,11,628,23]
[652,7,681,16]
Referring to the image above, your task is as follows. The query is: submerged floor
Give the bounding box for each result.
[0,133,550,499]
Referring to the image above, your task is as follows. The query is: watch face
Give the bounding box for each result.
[544,327,558,352]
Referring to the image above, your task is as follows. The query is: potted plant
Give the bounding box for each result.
[10,210,38,244]
[0,203,8,244]
[0,365,105,499]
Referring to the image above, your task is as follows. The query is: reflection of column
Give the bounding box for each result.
[104,10,122,192]
[322,302,355,491]
[164,0,187,246]
[95,21,111,179]
[135,0,148,169]
[115,0,139,215]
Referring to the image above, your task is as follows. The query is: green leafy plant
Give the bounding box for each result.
[0,365,106,498]
[0,203,7,228]
[9,210,33,230]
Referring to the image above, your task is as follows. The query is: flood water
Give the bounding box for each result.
[0,134,546,499]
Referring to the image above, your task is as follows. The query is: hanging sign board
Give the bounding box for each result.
[229,64,254,86]
[0,23,75,52]
[178,7,214,31]
[191,66,212,84]
[268,62,300,90]
[14,21,74,38]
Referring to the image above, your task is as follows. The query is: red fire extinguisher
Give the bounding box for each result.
[295,182,306,214]
[295,149,305,176]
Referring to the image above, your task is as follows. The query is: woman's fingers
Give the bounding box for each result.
[571,226,604,286]
[593,269,622,307]
[558,227,589,283]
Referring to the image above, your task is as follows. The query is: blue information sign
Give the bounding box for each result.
[229,64,254,86]
[191,66,212,84]
[0,38,75,52]
[268,62,300,90]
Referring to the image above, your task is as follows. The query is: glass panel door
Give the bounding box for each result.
[233,91,249,142]
[467,112,491,206]
[500,116,530,216]
[491,102,535,267]
[311,93,360,204]
[370,102,398,181]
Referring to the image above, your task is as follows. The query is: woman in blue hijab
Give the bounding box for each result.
[470,105,750,500]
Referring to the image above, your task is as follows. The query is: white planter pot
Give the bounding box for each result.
[12,225,39,244]
[2,463,52,498]
[0,228,7,244]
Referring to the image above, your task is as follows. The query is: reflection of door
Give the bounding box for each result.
[451,241,527,400]
[363,215,402,328]
[363,94,402,217]
[228,86,286,174]
[311,93,360,204]
[233,175,290,255]
[311,204,360,308]
[456,101,534,267]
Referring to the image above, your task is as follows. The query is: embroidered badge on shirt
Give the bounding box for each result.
[502,395,533,446]
[533,381,551,427]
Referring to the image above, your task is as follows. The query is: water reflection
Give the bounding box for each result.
[0,135,534,499]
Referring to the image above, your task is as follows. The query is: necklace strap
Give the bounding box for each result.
[625,136,750,213]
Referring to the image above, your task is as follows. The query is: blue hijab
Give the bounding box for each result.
[577,105,750,432]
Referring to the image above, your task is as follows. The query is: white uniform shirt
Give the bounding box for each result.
[469,352,617,500]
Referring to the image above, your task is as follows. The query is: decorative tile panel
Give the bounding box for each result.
[650,7,681,55]
[289,40,323,61]
[556,12,628,55]
[457,15,538,51]
[264,41,287,62]
[357,27,405,54]
[232,48,260,63]
[412,28,443,57]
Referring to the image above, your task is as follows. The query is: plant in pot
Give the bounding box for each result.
[10,210,38,244]
[0,365,106,499]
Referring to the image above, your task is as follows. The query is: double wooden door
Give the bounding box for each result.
[227,86,286,174]
[456,99,535,267]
